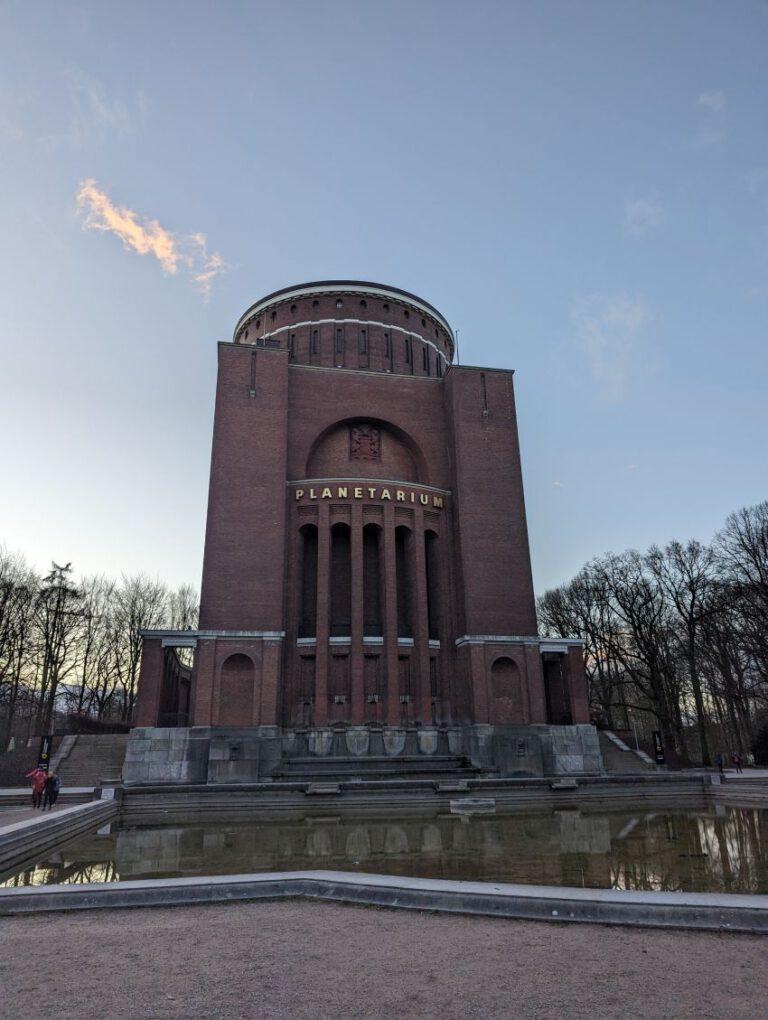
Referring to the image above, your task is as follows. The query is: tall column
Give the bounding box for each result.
[567,645,590,723]
[259,638,282,725]
[192,638,216,725]
[413,508,432,724]
[525,643,548,723]
[134,638,164,727]
[350,503,364,724]
[382,503,400,726]
[314,500,331,726]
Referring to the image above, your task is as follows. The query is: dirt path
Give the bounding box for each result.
[0,900,764,1018]
[0,803,69,827]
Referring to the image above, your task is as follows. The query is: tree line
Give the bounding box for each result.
[538,501,768,766]
[0,549,197,748]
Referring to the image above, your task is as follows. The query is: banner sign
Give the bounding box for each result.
[37,734,53,772]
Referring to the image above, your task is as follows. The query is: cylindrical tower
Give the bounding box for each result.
[233,280,454,378]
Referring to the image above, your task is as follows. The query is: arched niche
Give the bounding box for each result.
[218,653,255,726]
[490,656,525,725]
[305,418,426,484]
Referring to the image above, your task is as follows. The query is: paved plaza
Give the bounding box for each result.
[0,900,764,1019]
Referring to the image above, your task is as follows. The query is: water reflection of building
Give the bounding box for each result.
[6,806,765,894]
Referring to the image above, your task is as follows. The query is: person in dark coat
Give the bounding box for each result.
[42,770,61,810]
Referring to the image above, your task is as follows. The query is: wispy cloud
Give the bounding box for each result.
[76,180,227,299]
[552,480,564,488]
[36,72,147,150]
[696,90,727,146]
[68,73,134,144]
[745,168,768,214]
[624,198,664,237]
[571,295,651,400]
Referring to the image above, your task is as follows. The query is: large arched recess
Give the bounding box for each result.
[490,656,525,725]
[305,417,428,485]
[218,653,255,726]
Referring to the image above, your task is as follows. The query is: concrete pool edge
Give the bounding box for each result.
[0,797,118,875]
[2,869,767,933]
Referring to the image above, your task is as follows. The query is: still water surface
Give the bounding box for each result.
[4,804,768,893]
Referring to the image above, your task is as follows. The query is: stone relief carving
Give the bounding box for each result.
[349,423,381,460]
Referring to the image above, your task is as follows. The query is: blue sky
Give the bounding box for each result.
[1,0,766,595]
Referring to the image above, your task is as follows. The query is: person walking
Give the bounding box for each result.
[25,766,48,809]
[716,753,725,777]
[731,752,743,774]
[42,770,60,810]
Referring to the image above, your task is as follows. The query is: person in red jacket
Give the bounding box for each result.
[25,766,48,809]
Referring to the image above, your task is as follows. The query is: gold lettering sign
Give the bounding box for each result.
[294,484,444,508]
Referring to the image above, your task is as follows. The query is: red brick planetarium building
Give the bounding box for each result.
[127,281,601,783]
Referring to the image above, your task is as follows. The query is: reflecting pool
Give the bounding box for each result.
[3,804,768,894]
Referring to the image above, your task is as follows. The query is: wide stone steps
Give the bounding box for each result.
[55,735,129,787]
[598,732,656,775]
[277,754,479,782]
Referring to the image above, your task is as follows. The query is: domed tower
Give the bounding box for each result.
[132,281,597,783]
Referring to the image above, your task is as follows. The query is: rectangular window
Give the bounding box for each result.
[359,329,367,353]
[312,329,319,354]
[404,337,411,362]
[336,328,344,354]
[384,332,390,357]
[289,333,295,359]
[437,357,442,377]
[422,346,428,372]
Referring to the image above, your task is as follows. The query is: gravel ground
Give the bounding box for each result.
[0,900,764,1019]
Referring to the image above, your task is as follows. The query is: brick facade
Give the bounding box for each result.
[137,281,589,734]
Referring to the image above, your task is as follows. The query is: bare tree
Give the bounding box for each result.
[33,562,83,734]
[0,550,38,748]
[646,540,719,765]
[109,575,168,721]
[167,583,199,631]
[64,575,116,718]
[538,500,768,764]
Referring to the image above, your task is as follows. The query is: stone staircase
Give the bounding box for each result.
[54,734,129,788]
[598,731,657,775]
[276,754,481,783]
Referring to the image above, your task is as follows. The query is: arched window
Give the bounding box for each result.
[425,531,439,640]
[299,525,318,638]
[395,526,413,638]
[330,523,351,637]
[363,524,382,636]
